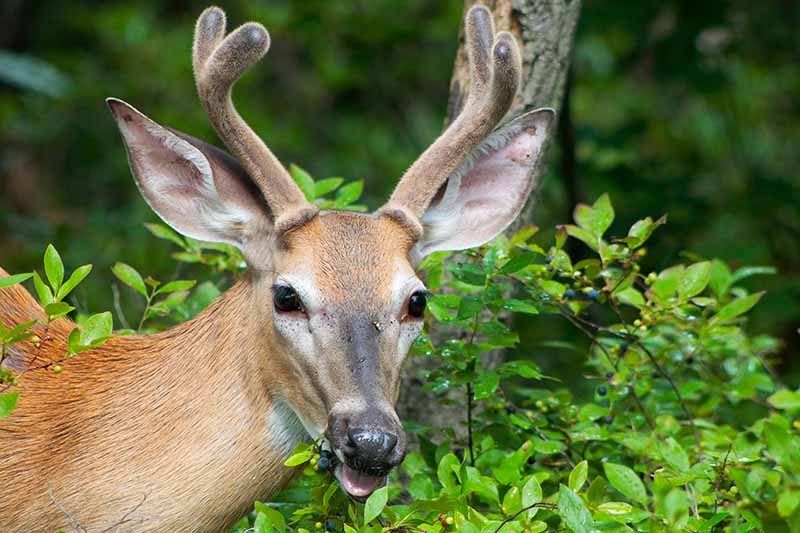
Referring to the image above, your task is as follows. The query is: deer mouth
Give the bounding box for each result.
[334,463,387,502]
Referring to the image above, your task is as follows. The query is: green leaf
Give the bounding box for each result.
[730,265,776,285]
[778,490,800,518]
[253,512,271,533]
[575,193,614,238]
[81,312,113,346]
[144,223,186,248]
[498,360,543,379]
[44,244,64,292]
[0,272,33,289]
[44,302,74,320]
[569,460,589,492]
[449,263,486,286]
[613,287,645,309]
[539,279,566,299]
[156,280,197,295]
[624,215,666,248]
[659,437,690,473]
[473,371,500,400]
[437,453,460,491]
[0,391,19,420]
[522,476,543,519]
[699,512,730,533]
[363,485,388,524]
[57,264,92,301]
[712,292,764,324]
[768,389,800,411]
[558,484,593,533]
[67,327,83,355]
[32,271,54,306]
[499,299,539,314]
[314,177,344,197]
[283,449,313,467]
[603,463,647,504]
[677,261,711,301]
[650,265,684,301]
[498,252,536,275]
[289,164,316,201]
[334,180,364,207]
[597,502,633,515]
[254,502,285,531]
[112,262,148,297]
[565,225,599,251]
[456,296,483,319]
[709,259,732,297]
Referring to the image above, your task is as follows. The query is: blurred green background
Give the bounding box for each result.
[1,1,797,382]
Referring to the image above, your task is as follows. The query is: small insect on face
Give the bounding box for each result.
[266,212,425,499]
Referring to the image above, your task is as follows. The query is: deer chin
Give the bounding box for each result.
[334,463,387,502]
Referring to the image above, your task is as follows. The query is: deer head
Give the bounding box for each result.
[106,5,553,501]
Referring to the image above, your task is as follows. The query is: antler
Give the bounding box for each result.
[382,5,521,221]
[193,7,314,225]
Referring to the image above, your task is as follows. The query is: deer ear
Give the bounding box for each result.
[107,98,272,253]
[414,108,553,257]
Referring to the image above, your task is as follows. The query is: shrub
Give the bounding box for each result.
[1,181,796,532]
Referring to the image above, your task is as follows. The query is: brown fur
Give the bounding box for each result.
[0,212,415,532]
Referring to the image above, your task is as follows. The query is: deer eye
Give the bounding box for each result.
[406,291,428,319]
[273,285,304,313]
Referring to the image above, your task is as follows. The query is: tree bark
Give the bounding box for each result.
[398,0,582,431]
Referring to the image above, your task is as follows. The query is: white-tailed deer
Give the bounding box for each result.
[0,5,552,531]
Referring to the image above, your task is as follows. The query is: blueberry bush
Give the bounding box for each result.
[1,176,797,533]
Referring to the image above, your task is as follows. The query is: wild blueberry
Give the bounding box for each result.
[547,266,554,272]
[319,450,334,460]
[603,415,614,424]
[597,386,607,396]
[317,456,331,471]
[605,371,614,379]
[620,341,629,352]
[545,256,553,264]
[325,520,336,531]
[686,356,694,364]
[505,405,516,415]
[564,289,575,299]
[587,289,599,300]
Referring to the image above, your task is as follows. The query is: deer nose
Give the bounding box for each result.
[345,428,398,463]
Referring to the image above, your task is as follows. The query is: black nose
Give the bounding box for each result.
[345,428,398,466]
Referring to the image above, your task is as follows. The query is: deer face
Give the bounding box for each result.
[265,213,422,497]
[108,5,553,500]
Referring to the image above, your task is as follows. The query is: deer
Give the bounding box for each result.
[0,4,553,531]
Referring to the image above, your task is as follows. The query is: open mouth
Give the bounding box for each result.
[334,462,387,502]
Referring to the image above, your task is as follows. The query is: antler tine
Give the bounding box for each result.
[382,4,521,221]
[192,7,313,224]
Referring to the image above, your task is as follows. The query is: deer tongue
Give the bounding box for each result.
[341,464,386,498]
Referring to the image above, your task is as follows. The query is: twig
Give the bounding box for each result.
[466,381,475,467]
[494,502,558,533]
[712,444,733,514]
[48,483,87,533]
[100,493,150,533]
[606,298,703,454]
[558,308,655,430]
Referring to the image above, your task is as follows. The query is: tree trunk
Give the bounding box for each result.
[398,0,582,431]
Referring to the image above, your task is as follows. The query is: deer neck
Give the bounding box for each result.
[88,272,308,526]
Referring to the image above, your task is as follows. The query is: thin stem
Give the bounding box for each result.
[712,444,733,514]
[494,503,558,533]
[466,381,475,467]
[137,291,154,334]
[558,308,656,430]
